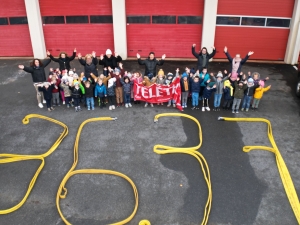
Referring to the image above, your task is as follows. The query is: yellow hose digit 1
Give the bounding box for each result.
[218,117,300,224]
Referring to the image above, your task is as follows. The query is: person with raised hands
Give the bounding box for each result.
[47,48,76,72]
[191,44,216,71]
[137,52,165,80]
[99,49,122,76]
[78,51,98,79]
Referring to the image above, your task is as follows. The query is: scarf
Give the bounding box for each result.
[184,80,188,91]
[202,54,207,67]
[232,57,241,73]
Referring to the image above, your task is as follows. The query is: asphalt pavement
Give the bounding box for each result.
[0,58,299,225]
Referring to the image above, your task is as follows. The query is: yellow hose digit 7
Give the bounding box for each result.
[56,117,138,225]
[0,114,68,214]
[153,113,212,225]
[218,117,300,224]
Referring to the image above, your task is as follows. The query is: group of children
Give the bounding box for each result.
[36,63,271,113]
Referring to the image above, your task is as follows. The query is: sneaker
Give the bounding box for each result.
[144,103,148,107]
[117,104,120,107]
[112,105,115,109]
[167,104,171,107]
[236,110,239,114]
[38,103,43,108]
[92,107,94,110]
[254,107,258,111]
[67,104,70,108]
[63,101,65,105]
[202,107,205,111]
[246,108,249,112]
[129,103,132,107]
[48,108,51,111]
[191,107,195,110]
[43,99,46,104]
[232,110,235,113]
[205,107,210,111]
[173,103,176,107]
[88,108,90,111]
[52,104,56,107]
[75,107,78,112]
[50,107,54,110]
[125,104,129,108]
[150,103,154,107]
[109,106,112,110]
[241,108,244,111]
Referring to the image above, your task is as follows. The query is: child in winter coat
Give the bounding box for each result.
[211,71,229,111]
[94,79,107,109]
[60,70,69,104]
[202,80,216,111]
[155,69,166,105]
[222,80,234,110]
[132,72,143,104]
[241,78,259,112]
[109,63,124,107]
[232,78,247,113]
[69,81,82,112]
[38,82,55,111]
[165,73,175,107]
[48,73,61,107]
[107,77,116,110]
[83,77,96,110]
[199,67,210,100]
[190,75,203,110]
[120,76,133,108]
[60,80,73,108]
[181,75,190,108]
[252,80,271,111]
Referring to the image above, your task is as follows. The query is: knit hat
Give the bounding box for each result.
[43,82,50,86]
[224,80,233,96]
[114,68,120,73]
[74,81,79,86]
[259,80,265,87]
[181,72,188,78]
[216,72,223,78]
[68,70,74,75]
[167,73,173,77]
[158,69,164,76]
[106,49,112,55]
[108,77,116,88]
[248,78,254,83]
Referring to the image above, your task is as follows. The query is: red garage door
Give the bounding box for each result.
[0,0,33,56]
[126,0,204,58]
[214,0,294,60]
[39,0,114,57]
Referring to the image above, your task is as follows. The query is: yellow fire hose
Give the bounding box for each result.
[218,117,300,224]
[56,117,139,225]
[0,114,68,214]
[152,113,212,225]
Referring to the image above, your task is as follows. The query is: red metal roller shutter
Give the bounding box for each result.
[0,0,33,56]
[215,0,294,60]
[39,0,114,57]
[126,0,204,58]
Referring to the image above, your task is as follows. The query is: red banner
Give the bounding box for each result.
[134,77,183,111]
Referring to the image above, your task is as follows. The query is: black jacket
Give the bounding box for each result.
[69,86,82,99]
[38,84,54,100]
[138,57,164,78]
[192,47,216,71]
[99,55,122,69]
[23,59,51,83]
[83,82,95,98]
[49,52,76,71]
[244,84,259,96]
[225,52,250,74]
[79,57,99,78]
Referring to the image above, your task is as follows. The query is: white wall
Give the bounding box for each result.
[112,0,127,59]
[201,0,218,56]
[24,0,46,59]
[285,0,300,64]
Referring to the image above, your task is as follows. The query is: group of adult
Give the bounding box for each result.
[18,44,254,108]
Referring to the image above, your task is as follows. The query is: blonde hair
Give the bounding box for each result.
[85,54,93,60]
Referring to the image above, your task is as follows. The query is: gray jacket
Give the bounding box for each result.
[212,76,228,94]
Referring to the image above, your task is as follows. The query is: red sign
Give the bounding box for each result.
[134,77,183,111]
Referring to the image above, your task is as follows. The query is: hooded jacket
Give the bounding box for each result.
[94,83,107,97]
[244,83,259,96]
[254,85,271,99]
[192,46,216,71]
[234,82,247,99]
[38,84,54,100]
[69,86,82,99]
[212,75,228,94]
[49,52,76,71]
[23,59,51,83]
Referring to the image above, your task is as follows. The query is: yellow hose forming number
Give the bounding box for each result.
[0,114,68,214]
[153,113,212,225]
[56,117,138,225]
[218,117,300,224]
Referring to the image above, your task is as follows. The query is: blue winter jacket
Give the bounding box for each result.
[223,87,233,100]
[190,80,201,93]
[203,86,216,99]
[94,83,107,97]
[120,79,133,93]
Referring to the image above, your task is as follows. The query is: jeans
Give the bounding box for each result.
[252,98,261,108]
[232,98,242,110]
[214,94,222,107]
[124,93,131,104]
[86,97,94,109]
[242,95,253,109]
[192,92,199,107]
[168,99,175,105]
[52,92,60,105]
